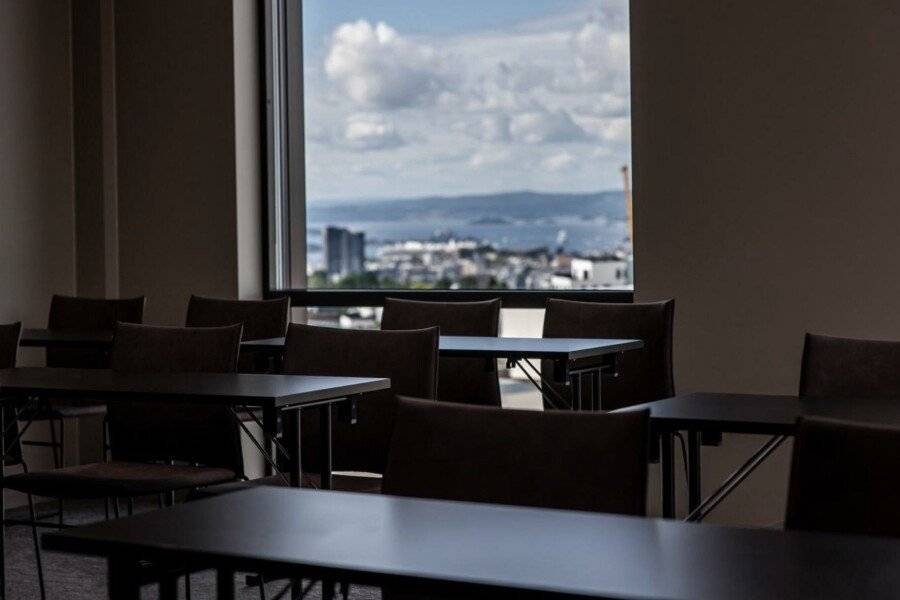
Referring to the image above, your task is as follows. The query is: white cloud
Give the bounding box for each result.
[324,20,448,109]
[541,151,578,172]
[510,109,592,144]
[305,0,632,199]
[477,113,512,143]
[342,114,405,151]
[571,22,629,90]
[469,148,513,169]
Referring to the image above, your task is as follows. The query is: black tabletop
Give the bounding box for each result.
[0,368,389,409]
[621,392,900,435]
[19,328,114,349]
[44,488,900,599]
[243,335,644,361]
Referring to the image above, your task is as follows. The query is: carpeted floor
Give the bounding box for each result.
[4,499,381,600]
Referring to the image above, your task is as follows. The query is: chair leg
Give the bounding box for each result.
[104,497,110,520]
[127,497,134,516]
[48,418,60,468]
[322,579,335,600]
[257,574,266,600]
[27,495,46,600]
[112,497,120,519]
[102,415,109,461]
[185,572,192,600]
[58,419,65,527]
[340,581,349,599]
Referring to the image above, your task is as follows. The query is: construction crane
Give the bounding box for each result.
[621,164,633,243]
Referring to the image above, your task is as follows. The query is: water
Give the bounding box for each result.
[304,190,631,270]
[306,216,629,269]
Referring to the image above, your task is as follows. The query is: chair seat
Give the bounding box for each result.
[191,472,382,500]
[4,461,236,499]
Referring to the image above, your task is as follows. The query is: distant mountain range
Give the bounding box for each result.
[307,190,627,225]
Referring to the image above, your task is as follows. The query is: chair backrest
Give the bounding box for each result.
[786,417,900,538]
[107,323,243,474]
[185,295,290,341]
[381,297,501,406]
[542,299,674,410]
[283,323,439,474]
[47,295,145,369]
[0,322,23,465]
[0,322,20,371]
[799,333,900,397]
[384,397,649,515]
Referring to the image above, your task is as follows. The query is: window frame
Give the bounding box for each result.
[260,0,634,309]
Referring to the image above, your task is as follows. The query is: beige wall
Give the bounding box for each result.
[0,0,78,504]
[114,0,261,325]
[0,0,76,345]
[234,0,264,301]
[632,0,900,523]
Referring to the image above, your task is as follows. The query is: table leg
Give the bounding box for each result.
[216,568,235,600]
[590,369,601,411]
[319,405,333,490]
[283,409,302,487]
[660,432,676,518]
[688,431,702,512]
[159,569,178,600]
[262,407,278,477]
[0,404,5,600]
[108,557,141,600]
[569,372,582,411]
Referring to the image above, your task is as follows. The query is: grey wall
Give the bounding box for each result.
[632,0,900,524]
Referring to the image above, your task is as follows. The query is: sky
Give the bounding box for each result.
[302,0,631,202]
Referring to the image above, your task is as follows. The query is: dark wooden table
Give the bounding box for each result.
[245,335,644,411]
[22,329,642,410]
[0,368,389,599]
[44,487,900,600]
[620,393,900,521]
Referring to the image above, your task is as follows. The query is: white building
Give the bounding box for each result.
[570,256,631,288]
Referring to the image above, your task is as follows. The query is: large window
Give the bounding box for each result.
[265,0,633,303]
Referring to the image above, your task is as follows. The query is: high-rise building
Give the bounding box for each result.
[324,226,366,277]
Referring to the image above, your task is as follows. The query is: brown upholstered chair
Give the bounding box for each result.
[541,299,674,411]
[185,295,290,373]
[786,417,900,538]
[25,295,145,471]
[4,323,245,596]
[381,297,501,406]
[288,323,440,486]
[383,397,650,515]
[800,333,900,398]
[193,323,440,499]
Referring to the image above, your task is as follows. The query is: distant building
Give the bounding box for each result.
[324,226,366,277]
[570,256,631,288]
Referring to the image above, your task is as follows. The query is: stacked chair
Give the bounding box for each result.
[24,295,145,482]
[787,417,900,538]
[185,294,290,372]
[381,297,502,406]
[785,332,900,538]
[541,298,674,411]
